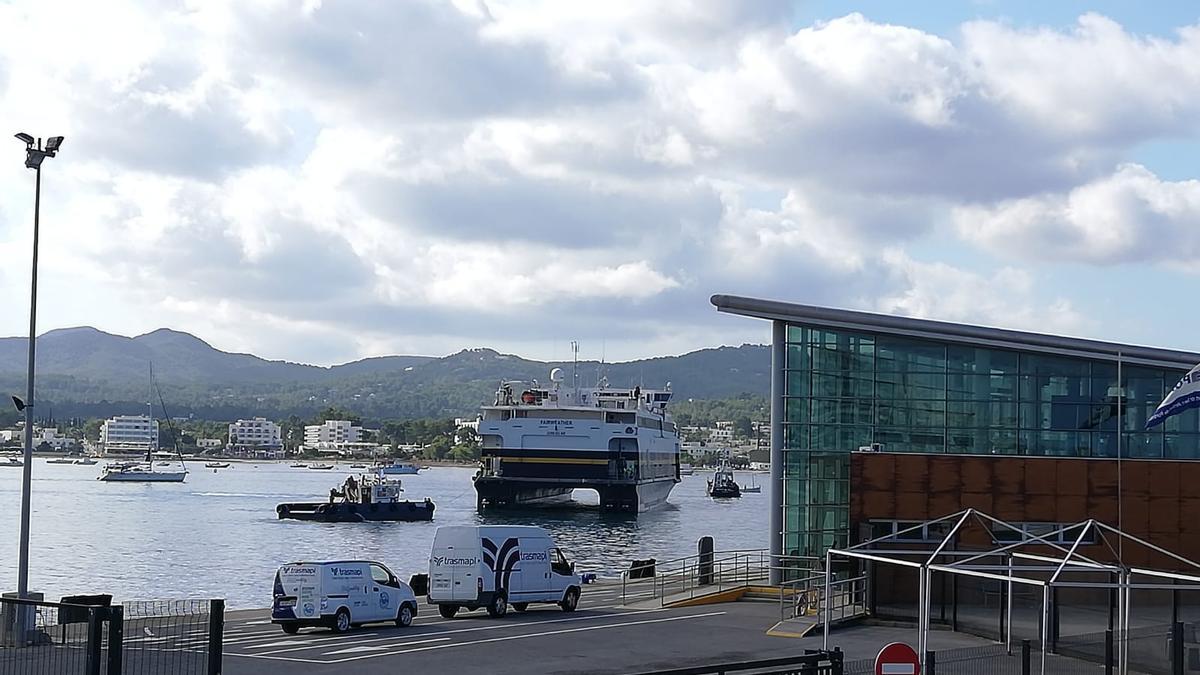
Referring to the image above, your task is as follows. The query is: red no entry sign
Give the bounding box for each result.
[875,642,920,675]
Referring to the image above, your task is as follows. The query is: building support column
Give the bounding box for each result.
[770,320,786,585]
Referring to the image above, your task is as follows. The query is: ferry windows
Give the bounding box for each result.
[481,434,503,449]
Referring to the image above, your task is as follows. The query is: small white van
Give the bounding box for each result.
[428,525,581,618]
[271,560,418,634]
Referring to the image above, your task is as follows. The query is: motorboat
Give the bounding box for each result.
[277,473,435,522]
[46,457,77,464]
[205,462,231,469]
[707,465,741,499]
[289,462,307,468]
[308,463,335,470]
[0,456,23,468]
[376,460,421,475]
[349,463,368,469]
[73,457,98,465]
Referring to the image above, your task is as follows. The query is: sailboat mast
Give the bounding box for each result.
[146,362,153,462]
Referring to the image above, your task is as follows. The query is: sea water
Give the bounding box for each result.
[0,460,768,607]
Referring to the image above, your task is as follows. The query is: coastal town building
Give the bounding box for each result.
[302,420,377,455]
[197,438,223,450]
[713,294,1200,582]
[99,415,159,454]
[708,422,735,443]
[228,418,284,458]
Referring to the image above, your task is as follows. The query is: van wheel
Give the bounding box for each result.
[512,603,528,612]
[281,623,299,635]
[560,588,579,613]
[486,593,508,618]
[438,605,459,619]
[332,608,351,633]
[396,605,414,627]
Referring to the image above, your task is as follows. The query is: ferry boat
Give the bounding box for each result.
[376,460,420,475]
[473,368,681,512]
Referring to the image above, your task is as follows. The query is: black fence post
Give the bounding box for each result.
[107,605,123,675]
[208,599,225,675]
[1049,586,1059,654]
[925,650,936,675]
[1173,621,1185,675]
[85,607,103,675]
[999,581,1007,642]
[950,573,958,632]
[1105,628,1114,675]
[1021,639,1031,675]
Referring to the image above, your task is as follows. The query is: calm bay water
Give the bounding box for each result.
[0,460,767,608]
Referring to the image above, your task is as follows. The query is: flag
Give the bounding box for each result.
[1146,362,1200,429]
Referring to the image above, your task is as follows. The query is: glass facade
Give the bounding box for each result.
[782,323,1199,559]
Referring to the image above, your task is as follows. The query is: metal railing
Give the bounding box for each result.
[0,596,223,675]
[778,574,869,625]
[621,550,823,606]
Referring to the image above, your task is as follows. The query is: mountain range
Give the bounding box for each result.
[0,327,769,421]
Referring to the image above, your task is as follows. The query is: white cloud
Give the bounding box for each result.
[955,164,1200,265]
[0,3,1197,363]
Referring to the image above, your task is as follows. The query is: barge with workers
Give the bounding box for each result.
[277,472,435,522]
[473,367,681,512]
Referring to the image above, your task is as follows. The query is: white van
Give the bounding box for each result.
[271,560,418,634]
[428,525,581,618]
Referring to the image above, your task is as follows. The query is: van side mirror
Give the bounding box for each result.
[570,562,576,574]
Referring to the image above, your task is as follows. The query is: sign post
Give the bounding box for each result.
[875,642,921,675]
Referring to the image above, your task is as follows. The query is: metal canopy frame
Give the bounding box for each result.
[820,508,1200,675]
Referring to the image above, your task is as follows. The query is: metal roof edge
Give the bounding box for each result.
[710,294,1200,370]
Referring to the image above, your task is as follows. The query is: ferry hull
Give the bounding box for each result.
[474,477,677,513]
[276,501,434,522]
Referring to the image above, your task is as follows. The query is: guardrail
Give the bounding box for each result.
[778,574,868,626]
[620,550,822,606]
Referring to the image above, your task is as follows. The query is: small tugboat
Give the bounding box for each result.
[276,473,435,522]
[707,464,741,499]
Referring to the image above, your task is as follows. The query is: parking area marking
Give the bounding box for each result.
[225,608,725,665]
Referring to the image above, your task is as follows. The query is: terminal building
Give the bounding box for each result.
[712,295,1200,580]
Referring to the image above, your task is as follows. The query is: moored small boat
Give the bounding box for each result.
[308,463,335,470]
[205,462,231,469]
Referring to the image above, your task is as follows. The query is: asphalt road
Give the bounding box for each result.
[213,583,811,675]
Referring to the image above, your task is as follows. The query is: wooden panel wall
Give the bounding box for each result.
[850,452,1200,570]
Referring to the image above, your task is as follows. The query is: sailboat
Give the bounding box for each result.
[98,364,187,483]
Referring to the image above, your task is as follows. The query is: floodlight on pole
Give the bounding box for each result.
[12,132,63,644]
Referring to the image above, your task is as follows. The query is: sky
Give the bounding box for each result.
[2,1,1200,366]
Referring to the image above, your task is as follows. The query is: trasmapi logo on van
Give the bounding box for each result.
[432,556,478,567]
[330,567,364,577]
[520,551,547,561]
[281,566,317,576]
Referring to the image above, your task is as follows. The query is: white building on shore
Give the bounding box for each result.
[228,417,284,458]
[100,415,158,454]
[304,420,362,450]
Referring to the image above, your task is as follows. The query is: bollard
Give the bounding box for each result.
[698,536,714,586]
[1105,628,1114,675]
[925,650,936,675]
[1021,639,1031,675]
[208,599,225,675]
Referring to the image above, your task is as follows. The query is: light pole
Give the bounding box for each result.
[13,133,63,605]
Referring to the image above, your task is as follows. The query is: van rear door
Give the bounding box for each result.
[431,528,481,602]
[278,564,321,620]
